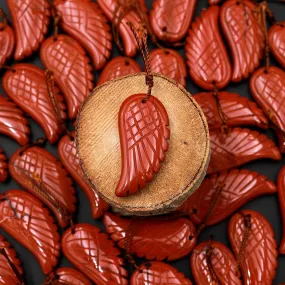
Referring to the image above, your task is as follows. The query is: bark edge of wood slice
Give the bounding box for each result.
[76,73,210,216]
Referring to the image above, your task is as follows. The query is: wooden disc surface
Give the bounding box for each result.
[76,73,210,216]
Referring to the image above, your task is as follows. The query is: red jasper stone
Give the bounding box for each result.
[0,21,15,65]
[98,56,142,85]
[131,261,193,285]
[0,148,8,183]
[116,94,170,197]
[178,169,276,226]
[185,6,232,90]
[194,91,268,130]
[97,0,147,57]
[209,0,223,4]
[0,234,24,284]
[54,0,112,70]
[228,210,278,285]
[41,34,94,120]
[58,132,109,219]
[149,48,187,87]
[277,166,285,254]
[62,224,128,285]
[2,64,67,144]
[104,212,197,261]
[268,22,285,69]
[191,240,242,285]
[44,268,92,285]
[207,128,281,174]
[250,66,285,153]
[149,0,197,44]
[0,190,60,275]
[220,0,264,82]
[0,95,30,145]
[7,0,50,60]
[9,146,76,228]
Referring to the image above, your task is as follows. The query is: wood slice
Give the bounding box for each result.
[76,73,210,216]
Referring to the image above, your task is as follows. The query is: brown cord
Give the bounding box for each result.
[11,163,74,230]
[43,272,70,285]
[194,182,225,237]
[45,70,71,138]
[0,248,25,285]
[260,1,270,71]
[0,8,7,30]
[50,4,60,41]
[127,22,153,102]
[212,84,229,135]
[0,65,16,72]
[235,212,252,275]
[19,137,47,156]
[205,244,221,285]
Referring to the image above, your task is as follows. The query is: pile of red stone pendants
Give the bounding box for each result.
[0,0,285,284]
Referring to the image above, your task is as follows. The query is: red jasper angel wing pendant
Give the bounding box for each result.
[116,94,170,197]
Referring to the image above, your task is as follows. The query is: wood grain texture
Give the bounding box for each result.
[77,73,210,216]
[220,0,264,82]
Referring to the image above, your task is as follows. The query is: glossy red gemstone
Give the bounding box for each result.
[207,128,281,174]
[250,66,285,153]
[62,224,128,285]
[116,94,170,197]
[220,0,264,82]
[0,190,60,275]
[7,0,50,60]
[104,212,197,261]
[41,34,94,120]
[191,240,242,285]
[149,0,197,43]
[194,91,268,131]
[278,166,285,254]
[228,210,278,284]
[178,169,276,226]
[9,146,76,228]
[97,0,147,57]
[98,56,142,85]
[0,21,15,65]
[44,268,92,285]
[131,261,193,285]
[0,148,8,183]
[54,0,112,70]
[268,22,285,69]
[0,95,30,145]
[209,0,223,4]
[0,234,24,284]
[58,132,109,219]
[185,6,232,90]
[149,48,187,87]
[2,64,67,144]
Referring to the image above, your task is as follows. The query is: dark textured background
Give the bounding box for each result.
[0,0,284,284]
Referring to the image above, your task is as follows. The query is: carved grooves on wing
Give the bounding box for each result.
[149,49,187,87]
[0,190,60,274]
[0,24,15,65]
[208,128,281,173]
[191,241,242,285]
[0,96,30,145]
[229,211,278,284]
[54,0,112,70]
[0,235,23,284]
[179,169,276,225]
[98,57,142,85]
[9,147,76,226]
[7,0,50,60]
[40,35,94,119]
[220,0,264,82]
[186,6,231,90]
[269,23,285,68]
[194,92,268,129]
[62,225,128,284]
[104,213,196,261]
[2,64,66,143]
[54,268,92,285]
[250,67,285,134]
[0,148,8,182]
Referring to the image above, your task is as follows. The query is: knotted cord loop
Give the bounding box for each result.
[205,241,221,285]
